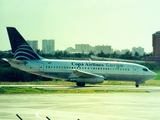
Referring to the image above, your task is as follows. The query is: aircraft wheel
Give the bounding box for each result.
[135,83,139,88]
[76,82,85,87]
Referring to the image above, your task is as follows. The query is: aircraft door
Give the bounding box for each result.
[133,66,138,75]
[39,63,44,72]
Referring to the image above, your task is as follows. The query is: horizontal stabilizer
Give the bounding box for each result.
[2,58,27,65]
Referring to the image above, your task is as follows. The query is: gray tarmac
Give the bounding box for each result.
[0,85,160,120]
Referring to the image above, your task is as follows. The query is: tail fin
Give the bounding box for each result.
[6,27,41,60]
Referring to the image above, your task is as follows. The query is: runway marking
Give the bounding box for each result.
[35,102,144,120]
[35,107,53,119]
[35,103,71,119]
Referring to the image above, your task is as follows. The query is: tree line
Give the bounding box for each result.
[0,50,152,60]
[40,50,153,60]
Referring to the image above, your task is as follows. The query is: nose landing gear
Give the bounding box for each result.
[135,83,139,88]
[76,82,85,87]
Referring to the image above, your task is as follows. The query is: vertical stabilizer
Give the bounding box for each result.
[6,27,41,60]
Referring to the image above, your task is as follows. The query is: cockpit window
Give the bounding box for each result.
[143,68,148,72]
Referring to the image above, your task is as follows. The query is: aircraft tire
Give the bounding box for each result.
[135,83,139,88]
[76,82,85,87]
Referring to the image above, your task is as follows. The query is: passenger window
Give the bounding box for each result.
[143,68,148,72]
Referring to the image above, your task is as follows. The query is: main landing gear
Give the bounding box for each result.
[76,82,85,87]
[135,83,139,88]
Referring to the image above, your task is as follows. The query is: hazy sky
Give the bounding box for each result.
[1,0,160,53]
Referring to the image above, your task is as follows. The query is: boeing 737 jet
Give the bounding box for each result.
[3,27,157,87]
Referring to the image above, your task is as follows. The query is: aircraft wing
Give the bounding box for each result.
[72,69,104,78]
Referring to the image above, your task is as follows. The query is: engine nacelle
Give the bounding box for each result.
[69,77,104,84]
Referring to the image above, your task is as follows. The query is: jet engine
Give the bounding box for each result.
[69,77,104,84]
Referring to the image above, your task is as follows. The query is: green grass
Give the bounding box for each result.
[0,80,74,85]
[0,87,43,94]
[0,87,147,94]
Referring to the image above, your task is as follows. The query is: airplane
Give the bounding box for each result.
[3,27,157,87]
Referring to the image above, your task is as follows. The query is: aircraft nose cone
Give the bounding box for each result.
[151,71,157,79]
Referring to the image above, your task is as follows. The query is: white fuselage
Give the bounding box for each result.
[9,59,157,84]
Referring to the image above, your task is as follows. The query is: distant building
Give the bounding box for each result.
[66,47,75,52]
[114,50,121,54]
[132,47,144,56]
[89,46,95,52]
[75,44,90,53]
[153,31,160,56]
[94,45,113,54]
[42,39,55,54]
[146,56,160,63]
[121,49,130,54]
[27,40,38,52]
[146,31,160,63]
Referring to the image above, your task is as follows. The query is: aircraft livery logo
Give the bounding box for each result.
[14,43,40,60]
